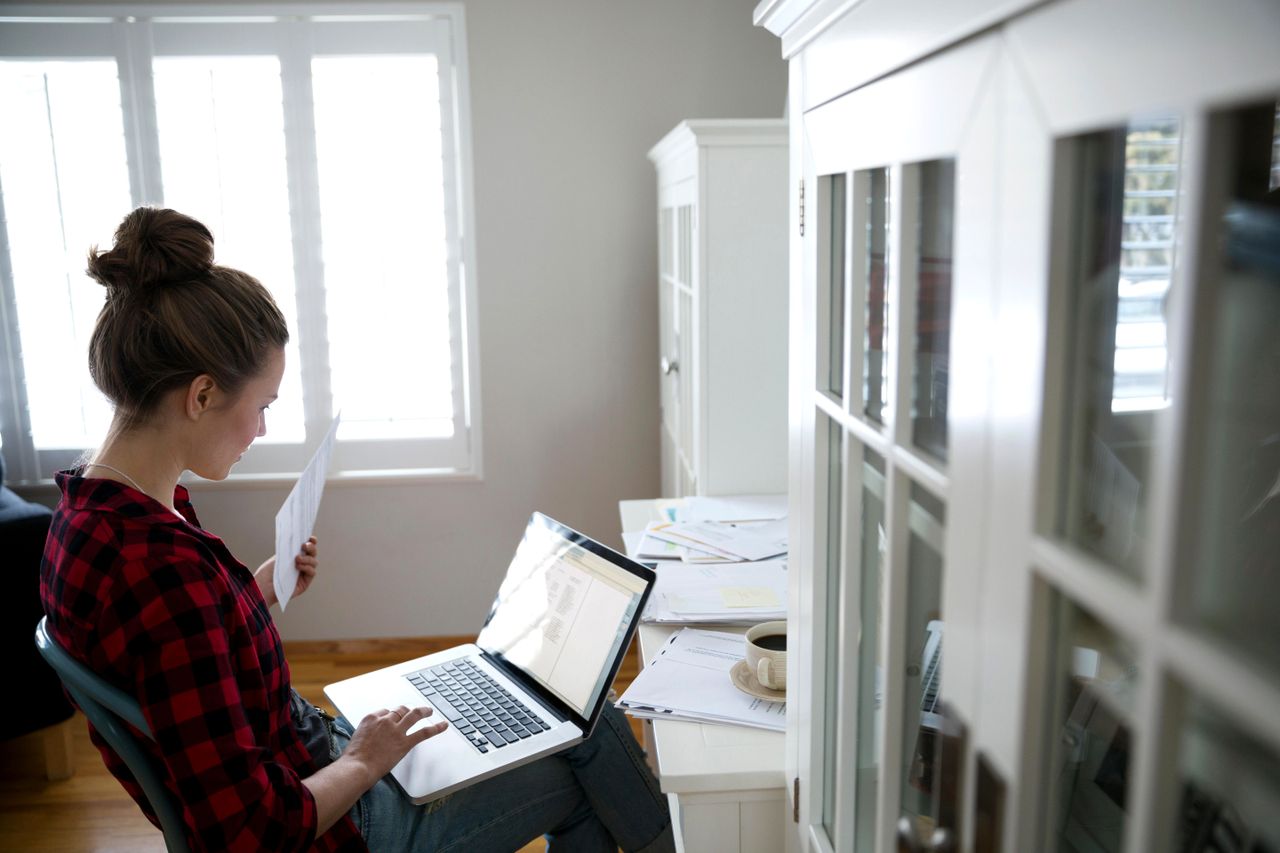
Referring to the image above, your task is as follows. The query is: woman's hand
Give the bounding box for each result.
[254,536,320,609]
[293,536,319,598]
[304,704,448,833]
[342,706,449,787]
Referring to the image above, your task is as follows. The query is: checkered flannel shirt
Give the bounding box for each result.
[40,470,367,852]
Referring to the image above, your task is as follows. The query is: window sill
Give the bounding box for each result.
[10,466,483,495]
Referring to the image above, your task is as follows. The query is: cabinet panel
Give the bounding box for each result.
[773,2,1280,852]
[649,120,789,497]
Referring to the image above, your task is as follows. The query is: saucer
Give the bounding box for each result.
[730,660,786,701]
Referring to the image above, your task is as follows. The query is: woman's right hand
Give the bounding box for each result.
[342,705,448,787]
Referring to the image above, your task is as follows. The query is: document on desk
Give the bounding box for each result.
[645,559,787,623]
[645,519,788,562]
[274,412,341,611]
[619,628,785,731]
[636,523,736,563]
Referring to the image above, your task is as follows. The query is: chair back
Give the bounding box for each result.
[34,617,191,853]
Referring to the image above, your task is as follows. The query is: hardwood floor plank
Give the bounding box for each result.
[1,636,642,852]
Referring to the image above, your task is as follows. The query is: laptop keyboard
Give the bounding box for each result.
[406,659,552,754]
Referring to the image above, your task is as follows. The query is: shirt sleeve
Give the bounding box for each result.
[123,555,320,853]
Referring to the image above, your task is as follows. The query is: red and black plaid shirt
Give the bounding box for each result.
[40,470,367,853]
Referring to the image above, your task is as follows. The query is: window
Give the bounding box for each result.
[0,4,481,482]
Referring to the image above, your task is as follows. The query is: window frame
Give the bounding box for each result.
[0,1,483,485]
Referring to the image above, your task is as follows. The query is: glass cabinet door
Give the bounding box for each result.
[786,5,1280,853]
[797,42,969,845]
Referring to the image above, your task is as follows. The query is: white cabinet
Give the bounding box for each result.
[649,120,788,497]
[756,0,1280,851]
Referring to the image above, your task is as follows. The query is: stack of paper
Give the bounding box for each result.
[623,494,789,625]
[637,518,788,564]
[643,559,786,624]
[618,628,785,732]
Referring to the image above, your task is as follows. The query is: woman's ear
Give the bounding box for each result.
[185,375,219,420]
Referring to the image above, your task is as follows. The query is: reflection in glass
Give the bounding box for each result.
[912,160,955,461]
[1271,103,1280,191]
[863,168,892,423]
[826,174,847,399]
[854,448,887,853]
[899,483,946,837]
[822,417,844,839]
[1185,99,1280,679]
[1174,697,1280,852]
[1044,599,1138,853]
[1056,118,1182,578]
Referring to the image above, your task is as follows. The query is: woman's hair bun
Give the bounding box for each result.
[87,207,215,294]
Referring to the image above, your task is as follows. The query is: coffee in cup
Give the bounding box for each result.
[745,620,787,691]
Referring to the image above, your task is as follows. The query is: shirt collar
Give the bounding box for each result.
[56,468,200,528]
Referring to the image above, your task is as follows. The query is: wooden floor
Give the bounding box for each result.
[0,636,643,852]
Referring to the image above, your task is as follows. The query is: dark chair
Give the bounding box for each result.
[35,617,191,853]
[0,454,75,777]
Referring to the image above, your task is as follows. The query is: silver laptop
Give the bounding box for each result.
[324,512,655,803]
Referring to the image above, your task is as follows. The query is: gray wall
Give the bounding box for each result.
[190,0,786,640]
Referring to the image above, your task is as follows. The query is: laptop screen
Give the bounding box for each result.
[477,514,652,723]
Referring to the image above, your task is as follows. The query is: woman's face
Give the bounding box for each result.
[190,347,286,480]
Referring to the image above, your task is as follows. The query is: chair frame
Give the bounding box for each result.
[34,616,192,853]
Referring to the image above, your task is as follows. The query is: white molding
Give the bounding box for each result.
[756,0,1039,97]
[753,0,860,56]
[647,120,789,170]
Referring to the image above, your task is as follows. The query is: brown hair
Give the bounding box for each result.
[86,207,289,429]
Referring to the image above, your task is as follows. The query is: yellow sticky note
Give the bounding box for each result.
[720,586,781,608]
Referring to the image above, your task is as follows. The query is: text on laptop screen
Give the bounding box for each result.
[476,522,647,717]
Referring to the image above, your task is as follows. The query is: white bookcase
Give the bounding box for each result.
[649,120,788,498]
[754,0,1280,850]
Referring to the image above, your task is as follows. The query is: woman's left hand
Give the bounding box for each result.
[255,536,320,609]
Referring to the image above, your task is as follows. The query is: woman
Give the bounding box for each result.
[40,207,673,853]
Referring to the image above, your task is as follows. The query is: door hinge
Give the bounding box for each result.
[798,179,805,237]
[793,776,800,823]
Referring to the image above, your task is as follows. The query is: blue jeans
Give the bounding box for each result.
[330,705,674,853]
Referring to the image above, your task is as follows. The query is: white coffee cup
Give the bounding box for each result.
[745,620,787,691]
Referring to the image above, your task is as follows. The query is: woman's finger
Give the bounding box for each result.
[398,706,433,727]
[412,720,449,743]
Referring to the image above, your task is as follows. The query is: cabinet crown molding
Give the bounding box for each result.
[753,0,861,57]
[647,119,788,169]
[755,0,1041,71]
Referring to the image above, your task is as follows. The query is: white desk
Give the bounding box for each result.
[620,499,787,853]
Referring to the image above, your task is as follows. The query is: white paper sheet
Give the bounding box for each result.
[618,628,785,731]
[637,522,736,563]
[646,519,787,562]
[273,413,341,611]
[638,559,787,624]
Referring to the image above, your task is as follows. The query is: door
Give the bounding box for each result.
[787,0,1280,851]
[789,32,999,853]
